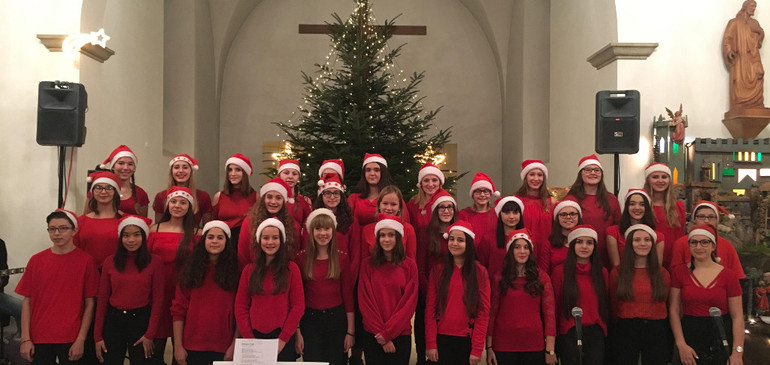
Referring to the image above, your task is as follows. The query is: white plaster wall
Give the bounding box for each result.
[219,0,502,207]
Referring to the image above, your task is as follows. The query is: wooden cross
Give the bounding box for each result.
[299,24,426,35]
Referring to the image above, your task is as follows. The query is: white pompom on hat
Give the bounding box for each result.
[469,172,500,198]
[169,154,199,171]
[443,220,476,240]
[261,177,294,204]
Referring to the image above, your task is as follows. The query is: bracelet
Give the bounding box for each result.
[486,345,493,349]
[346,332,355,336]
[21,339,31,344]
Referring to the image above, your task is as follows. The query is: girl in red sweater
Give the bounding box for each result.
[277,159,313,228]
[551,225,608,365]
[235,218,305,361]
[152,154,212,226]
[487,228,556,365]
[478,196,525,283]
[348,153,409,226]
[608,224,671,365]
[76,171,122,270]
[459,173,500,245]
[538,201,583,276]
[172,221,239,365]
[407,162,445,240]
[425,221,490,365]
[86,145,149,216]
[669,224,744,365]
[307,173,358,258]
[295,209,355,365]
[358,214,418,365]
[212,154,258,251]
[95,215,163,365]
[358,186,418,264]
[643,162,685,269]
[606,189,664,267]
[515,160,555,245]
[565,155,621,269]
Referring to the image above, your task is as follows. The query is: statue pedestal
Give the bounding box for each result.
[722,107,770,139]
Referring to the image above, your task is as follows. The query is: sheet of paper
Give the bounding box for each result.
[233,338,278,365]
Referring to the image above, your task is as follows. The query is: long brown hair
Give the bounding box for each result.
[223,165,254,197]
[567,172,612,220]
[371,230,406,267]
[246,194,296,253]
[616,229,666,302]
[500,240,543,297]
[355,162,394,198]
[302,214,341,280]
[434,232,480,318]
[313,191,353,233]
[548,212,585,248]
[158,203,197,270]
[180,229,239,291]
[427,204,456,256]
[249,225,289,294]
[515,174,551,213]
[376,185,405,218]
[88,189,121,217]
[561,237,608,321]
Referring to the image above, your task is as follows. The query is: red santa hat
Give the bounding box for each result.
[100,145,137,169]
[692,200,733,224]
[505,228,533,252]
[261,177,294,204]
[577,154,602,171]
[169,154,199,171]
[318,159,345,179]
[624,188,651,206]
[54,208,79,229]
[443,220,476,240]
[430,189,457,213]
[305,208,338,233]
[469,172,501,198]
[226,154,253,176]
[417,162,445,187]
[553,199,582,220]
[644,162,671,178]
[688,224,720,263]
[494,196,525,216]
[624,224,657,243]
[256,217,286,242]
[165,186,194,206]
[362,153,388,168]
[87,171,120,192]
[567,224,598,244]
[118,215,152,237]
[202,220,232,239]
[374,213,404,238]
[277,159,300,175]
[317,173,345,195]
[520,160,548,181]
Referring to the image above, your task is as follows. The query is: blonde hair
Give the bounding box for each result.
[643,178,681,228]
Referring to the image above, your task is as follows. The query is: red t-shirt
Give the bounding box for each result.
[119,185,150,216]
[652,202,686,270]
[153,189,212,225]
[74,215,120,269]
[16,248,99,343]
[213,190,258,229]
[551,262,609,335]
[359,222,417,261]
[670,264,742,316]
[348,193,410,227]
[609,266,670,320]
[538,241,569,276]
[295,250,355,312]
[357,257,418,342]
[458,208,497,245]
[670,236,745,279]
[517,195,555,246]
[606,225,665,265]
[237,216,301,269]
[566,194,621,268]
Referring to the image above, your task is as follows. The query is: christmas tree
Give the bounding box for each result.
[275,0,459,198]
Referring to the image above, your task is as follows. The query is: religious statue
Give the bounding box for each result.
[665,104,686,145]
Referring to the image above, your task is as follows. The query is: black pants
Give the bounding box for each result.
[231,226,242,253]
[494,350,544,365]
[434,334,471,365]
[34,343,78,365]
[102,305,152,365]
[252,328,297,361]
[556,325,604,365]
[414,293,426,365]
[186,350,224,365]
[361,331,411,365]
[299,305,347,365]
[680,315,733,365]
[611,317,673,365]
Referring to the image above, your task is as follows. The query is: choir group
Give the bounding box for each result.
[17,145,748,365]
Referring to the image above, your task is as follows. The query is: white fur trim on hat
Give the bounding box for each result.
[624,224,657,243]
[553,200,582,220]
[226,157,252,176]
[57,209,79,230]
[102,151,138,170]
[520,162,548,181]
[495,196,525,216]
[317,181,345,195]
[645,164,671,178]
[166,190,194,206]
[203,220,231,239]
[442,225,476,240]
[318,162,343,179]
[260,182,289,203]
[417,165,445,187]
[431,195,457,213]
[505,232,532,252]
[624,189,651,205]
[688,228,716,243]
[363,155,388,168]
[567,227,598,244]
[693,202,721,223]
[170,155,199,171]
[375,218,404,238]
[578,158,602,171]
[469,180,500,198]
[277,162,300,174]
[118,216,151,237]
[306,208,338,232]
[91,177,120,191]
[256,218,286,242]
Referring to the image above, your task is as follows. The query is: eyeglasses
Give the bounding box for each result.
[694,214,718,221]
[558,212,579,218]
[322,191,341,198]
[472,189,491,196]
[688,239,714,247]
[582,168,602,174]
[436,205,454,212]
[47,226,74,233]
[93,185,115,192]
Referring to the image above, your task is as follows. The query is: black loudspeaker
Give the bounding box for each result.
[37,81,87,146]
[595,90,639,154]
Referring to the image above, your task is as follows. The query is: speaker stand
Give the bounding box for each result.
[613,153,620,197]
[58,146,65,208]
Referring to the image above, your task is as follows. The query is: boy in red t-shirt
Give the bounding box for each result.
[16,209,99,364]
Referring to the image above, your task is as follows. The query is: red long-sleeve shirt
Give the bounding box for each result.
[670,264,742,316]
[348,193,410,227]
[551,263,609,335]
[670,235,745,279]
[517,195,555,246]
[458,208,497,244]
[147,231,198,338]
[652,202,686,270]
[95,253,164,342]
[171,263,237,353]
[357,257,418,342]
[538,241,569,276]
[153,189,212,226]
[287,194,313,230]
[359,222,417,261]
[237,216,302,269]
[417,235,448,294]
[609,266,670,320]
[606,225,665,265]
[295,250,355,312]
[234,261,304,342]
[213,190,258,229]
[425,263,490,357]
[488,269,556,352]
[74,215,120,269]
[566,194,621,268]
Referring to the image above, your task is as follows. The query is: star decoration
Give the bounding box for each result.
[89,28,110,48]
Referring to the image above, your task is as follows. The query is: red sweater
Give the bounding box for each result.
[287,194,313,230]
[213,190,258,229]
[95,253,164,342]
[652,202,686,270]
[119,185,150,216]
[147,231,198,338]
[670,264,742,316]
[458,208,497,245]
[359,222,417,261]
[517,195,555,246]
[425,263,490,357]
[670,236,745,279]
[489,269,556,352]
[237,216,302,269]
[606,225,665,265]
[171,263,237,353]
[348,193,410,226]
[153,189,212,225]
[538,241,569,276]
[417,235,448,294]
[566,194,621,268]
[74,215,120,269]
[358,257,418,342]
[15,248,99,344]
[234,261,305,342]
[551,263,609,335]
[295,250,355,312]
[609,267,670,320]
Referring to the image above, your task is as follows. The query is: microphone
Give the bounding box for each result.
[709,307,729,351]
[571,307,584,347]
